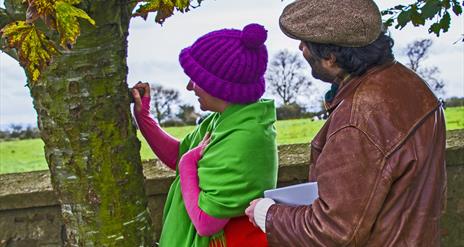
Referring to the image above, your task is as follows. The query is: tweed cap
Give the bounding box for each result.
[279,0,382,47]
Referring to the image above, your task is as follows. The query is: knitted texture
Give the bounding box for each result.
[179,23,268,104]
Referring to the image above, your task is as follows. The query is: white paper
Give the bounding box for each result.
[264,182,318,206]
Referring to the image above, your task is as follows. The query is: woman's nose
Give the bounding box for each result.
[186,81,194,91]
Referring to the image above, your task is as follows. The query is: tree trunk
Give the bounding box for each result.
[4,0,154,245]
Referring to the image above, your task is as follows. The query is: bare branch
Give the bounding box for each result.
[266,50,312,105]
[406,39,432,72]
[405,39,445,98]
[150,84,180,123]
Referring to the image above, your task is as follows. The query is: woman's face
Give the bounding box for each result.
[186,80,228,112]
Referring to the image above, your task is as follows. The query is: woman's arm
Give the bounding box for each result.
[132,84,180,170]
[179,139,229,236]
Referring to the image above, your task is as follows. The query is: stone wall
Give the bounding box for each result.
[1,130,463,246]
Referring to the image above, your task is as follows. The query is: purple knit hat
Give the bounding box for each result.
[179,23,268,104]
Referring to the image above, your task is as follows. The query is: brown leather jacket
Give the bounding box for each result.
[265,61,447,247]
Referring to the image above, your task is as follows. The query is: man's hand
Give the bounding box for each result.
[131,82,150,113]
[245,198,263,227]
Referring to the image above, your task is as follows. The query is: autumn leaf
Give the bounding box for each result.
[1,21,59,81]
[62,0,82,4]
[26,0,56,17]
[134,0,191,24]
[54,0,95,48]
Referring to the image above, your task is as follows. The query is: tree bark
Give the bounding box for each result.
[4,0,154,245]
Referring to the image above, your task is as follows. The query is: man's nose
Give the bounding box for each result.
[299,41,304,51]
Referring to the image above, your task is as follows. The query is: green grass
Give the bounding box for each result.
[1,106,463,174]
[0,139,48,174]
[445,106,464,130]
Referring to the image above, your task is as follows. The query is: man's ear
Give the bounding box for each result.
[320,53,337,69]
[328,53,337,67]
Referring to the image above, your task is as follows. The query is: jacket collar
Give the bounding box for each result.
[325,60,397,112]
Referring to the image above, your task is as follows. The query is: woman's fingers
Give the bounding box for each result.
[131,88,142,113]
[199,133,211,155]
[133,82,150,97]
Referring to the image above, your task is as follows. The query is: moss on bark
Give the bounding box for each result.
[21,0,154,245]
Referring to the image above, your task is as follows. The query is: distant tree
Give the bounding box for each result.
[150,84,181,124]
[445,97,464,107]
[0,130,8,139]
[21,126,40,139]
[9,124,23,138]
[406,39,433,71]
[266,50,313,105]
[176,104,199,125]
[276,103,306,120]
[405,39,445,98]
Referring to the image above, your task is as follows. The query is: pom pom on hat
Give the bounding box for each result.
[241,23,268,49]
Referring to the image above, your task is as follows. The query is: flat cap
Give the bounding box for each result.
[279,0,382,47]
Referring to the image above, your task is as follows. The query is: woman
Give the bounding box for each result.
[132,23,277,247]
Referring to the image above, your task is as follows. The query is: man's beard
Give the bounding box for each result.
[305,56,336,83]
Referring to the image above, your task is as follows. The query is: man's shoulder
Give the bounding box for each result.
[346,62,439,153]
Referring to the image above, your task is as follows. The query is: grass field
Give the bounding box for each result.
[1,106,462,174]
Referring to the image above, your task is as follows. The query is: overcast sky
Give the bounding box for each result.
[1,0,463,129]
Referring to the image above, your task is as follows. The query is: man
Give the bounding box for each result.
[245,0,447,246]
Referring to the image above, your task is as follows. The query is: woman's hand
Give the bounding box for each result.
[131,82,150,113]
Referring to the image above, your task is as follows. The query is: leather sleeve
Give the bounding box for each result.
[265,126,391,247]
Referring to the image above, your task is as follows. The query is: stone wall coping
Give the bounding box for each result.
[1,130,462,211]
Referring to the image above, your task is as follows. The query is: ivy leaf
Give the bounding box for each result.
[452,1,463,15]
[381,10,394,15]
[439,11,451,32]
[442,0,451,9]
[54,1,95,49]
[1,21,59,81]
[396,9,411,29]
[134,0,191,24]
[429,22,441,36]
[410,7,425,26]
[383,18,395,27]
[421,0,442,20]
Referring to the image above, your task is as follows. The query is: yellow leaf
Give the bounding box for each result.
[63,0,81,4]
[135,0,191,24]
[27,0,56,16]
[55,0,95,48]
[1,21,59,82]
[174,0,190,11]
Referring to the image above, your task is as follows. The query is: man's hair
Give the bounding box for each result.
[304,33,395,76]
